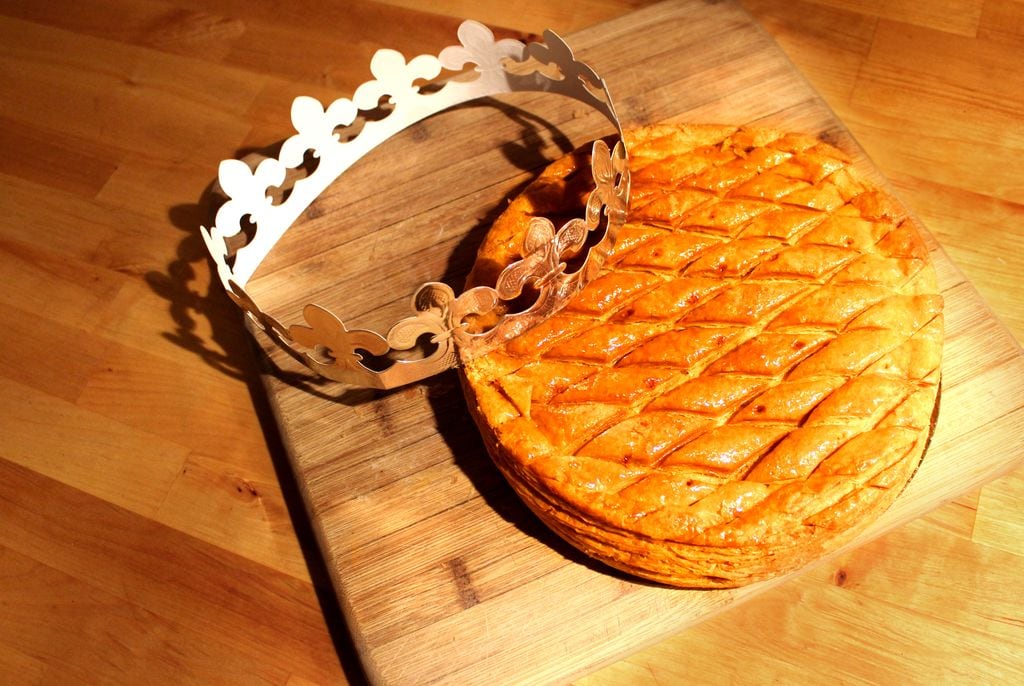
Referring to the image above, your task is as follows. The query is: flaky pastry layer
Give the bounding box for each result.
[460,124,943,588]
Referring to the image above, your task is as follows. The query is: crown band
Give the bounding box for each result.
[202,20,630,389]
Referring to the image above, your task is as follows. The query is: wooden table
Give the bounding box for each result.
[1,1,1021,684]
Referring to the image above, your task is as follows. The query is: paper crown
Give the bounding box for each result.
[202,20,630,389]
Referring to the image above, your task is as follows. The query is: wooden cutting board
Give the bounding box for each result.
[244,0,1024,683]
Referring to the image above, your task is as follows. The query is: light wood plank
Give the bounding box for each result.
[739,0,878,103]
[0,376,188,518]
[0,458,348,685]
[373,0,663,34]
[973,468,1024,556]
[980,0,1024,44]
[0,14,259,166]
[802,0,985,37]
[153,451,311,581]
[0,544,294,686]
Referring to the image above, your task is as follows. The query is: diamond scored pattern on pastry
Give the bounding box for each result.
[461,124,942,587]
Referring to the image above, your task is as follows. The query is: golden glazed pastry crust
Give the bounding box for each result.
[459,124,943,588]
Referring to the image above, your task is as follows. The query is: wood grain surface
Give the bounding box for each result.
[0,1,1022,684]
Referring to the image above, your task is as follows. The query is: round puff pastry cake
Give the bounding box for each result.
[459,124,943,588]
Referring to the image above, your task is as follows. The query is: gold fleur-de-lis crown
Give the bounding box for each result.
[201,20,630,389]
